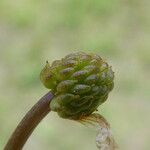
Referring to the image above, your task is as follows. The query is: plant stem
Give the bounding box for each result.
[4,91,54,150]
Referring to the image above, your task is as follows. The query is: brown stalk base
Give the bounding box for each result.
[4,91,54,150]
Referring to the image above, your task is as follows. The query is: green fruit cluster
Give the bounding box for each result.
[40,52,114,120]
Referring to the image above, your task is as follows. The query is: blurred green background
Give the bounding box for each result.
[0,0,150,149]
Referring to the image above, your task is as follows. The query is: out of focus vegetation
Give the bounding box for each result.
[0,0,150,150]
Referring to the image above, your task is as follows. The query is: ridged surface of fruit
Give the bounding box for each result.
[40,52,114,120]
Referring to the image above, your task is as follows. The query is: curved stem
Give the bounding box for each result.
[4,91,54,150]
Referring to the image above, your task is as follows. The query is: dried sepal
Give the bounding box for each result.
[79,113,118,150]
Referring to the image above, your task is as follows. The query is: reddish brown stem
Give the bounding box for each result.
[4,91,54,150]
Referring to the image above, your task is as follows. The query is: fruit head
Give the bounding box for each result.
[40,52,114,120]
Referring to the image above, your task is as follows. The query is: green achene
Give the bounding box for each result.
[40,52,114,120]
